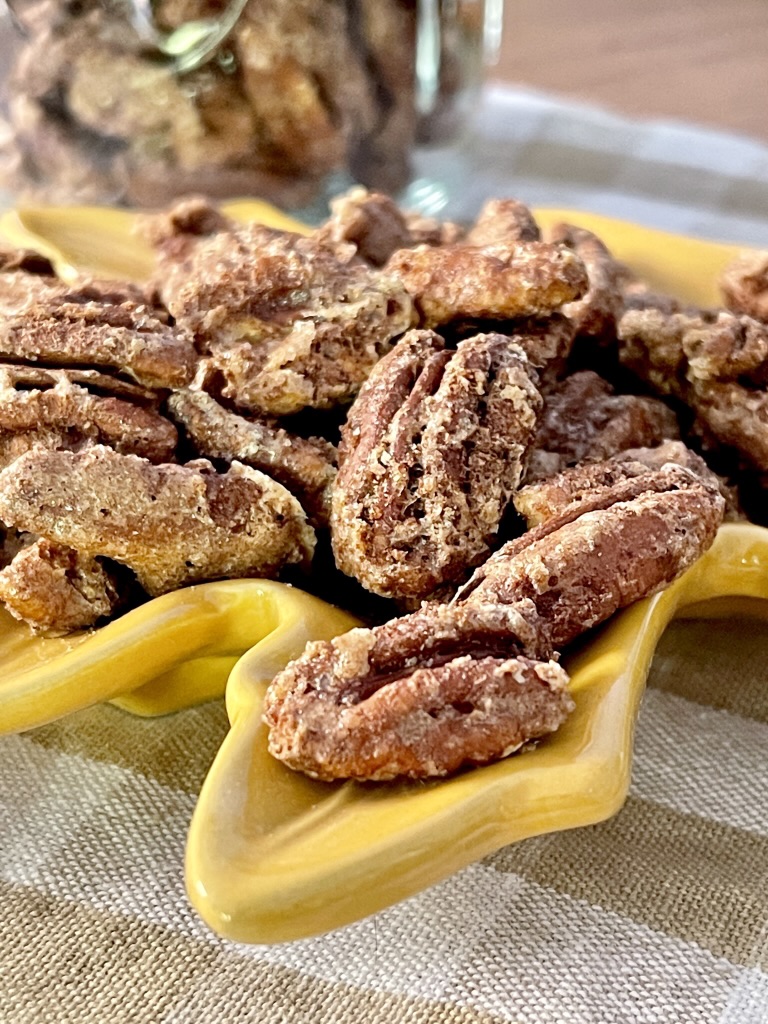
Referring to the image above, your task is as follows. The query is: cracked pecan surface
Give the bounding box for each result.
[168,387,336,527]
[0,370,178,469]
[331,329,542,601]
[0,296,196,390]
[0,446,315,597]
[524,371,679,484]
[515,441,724,528]
[263,598,570,781]
[385,240,588,328]
[618,307,768,470]
[457,462,723,650]
[147,201,415,415]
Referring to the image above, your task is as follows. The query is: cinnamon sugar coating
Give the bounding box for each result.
[0,297,196,390]
[457,464,723,650]
[0,539,119,635]
[0,370,177,468]
[168,387,336,527]
[331,330,542,600]
[515,442,724,528]
[0,446,315,597]
[386,241,588,329]
[265,458,722,781]
[263,598,570,780]
[618,307,768,470]
[524,371,679,484]
[720,250,768,322]
[147,202,415,415]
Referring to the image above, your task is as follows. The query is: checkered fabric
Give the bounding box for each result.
[2,85,768,1024]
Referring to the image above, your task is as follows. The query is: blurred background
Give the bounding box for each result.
[493,0,768,142]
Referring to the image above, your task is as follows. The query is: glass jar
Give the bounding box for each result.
[0,0,503,215]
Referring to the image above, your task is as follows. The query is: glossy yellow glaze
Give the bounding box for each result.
[0,200,765,942]
[186,525,768,943]
[0,581,357,733]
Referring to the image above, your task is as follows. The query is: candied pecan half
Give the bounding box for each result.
[263,598,571,780]
[0,298,197,390]
[0,538,120,636]
[523,371,679,484]
[546,223,625,341]
[515,441,724,528]
[315,188,414,267]
[146,204,415,415]
[0,446,315,597]
[386,241,588,328]
[720,250,768,322]
[457,463,724,649]
[618,307,768,471]
[0,370,178,468]
[331,329,542,600]
[464,198,541,249]
[168,387,336,527]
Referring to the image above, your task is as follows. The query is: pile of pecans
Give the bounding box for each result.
[0,0,451,207]
[1,188,766,781]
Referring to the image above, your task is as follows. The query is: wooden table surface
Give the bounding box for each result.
[492,0,768,143]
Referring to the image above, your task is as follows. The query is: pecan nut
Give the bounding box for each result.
[168,386,337,527]
[386,240,588,328]
[146,200,415,416]
[618,307,768,471]
[458,462,724,649]
[331,329,542,600]
[0,538,120,636]
[719,250,768,322]
[0,446,315,597]
[546,222,626,341]
[263,598,571,781]
[523,370,679,484]
[0,367,178,468]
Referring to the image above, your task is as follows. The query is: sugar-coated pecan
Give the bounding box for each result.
[147,202,415,415]
[515,441,724,528]
[0,370,177,468]
[0,446,315,597]
[263,597,571,780]
[314,188,465,268]
[464,198,541,249]
[0,298,196,390]
[445,314,575,386]
[168,387,336,526]
[0,244,158,317]
[385,241,588,328]
[315,188,415,268]
[331,329,542,600]
[618,307,768,471]
[0,538,120,635]
[546,223,626,341]
[457,463,724,649]
[524,371,679,484]
[720,250,768,322]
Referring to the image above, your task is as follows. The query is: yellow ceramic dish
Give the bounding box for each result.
[1,200,766,943]
[186,525,768,943]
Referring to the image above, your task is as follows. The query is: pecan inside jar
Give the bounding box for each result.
[331,329,543,602]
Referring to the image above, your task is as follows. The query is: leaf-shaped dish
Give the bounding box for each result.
[187,524,768,943]
[3,200,766,944]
